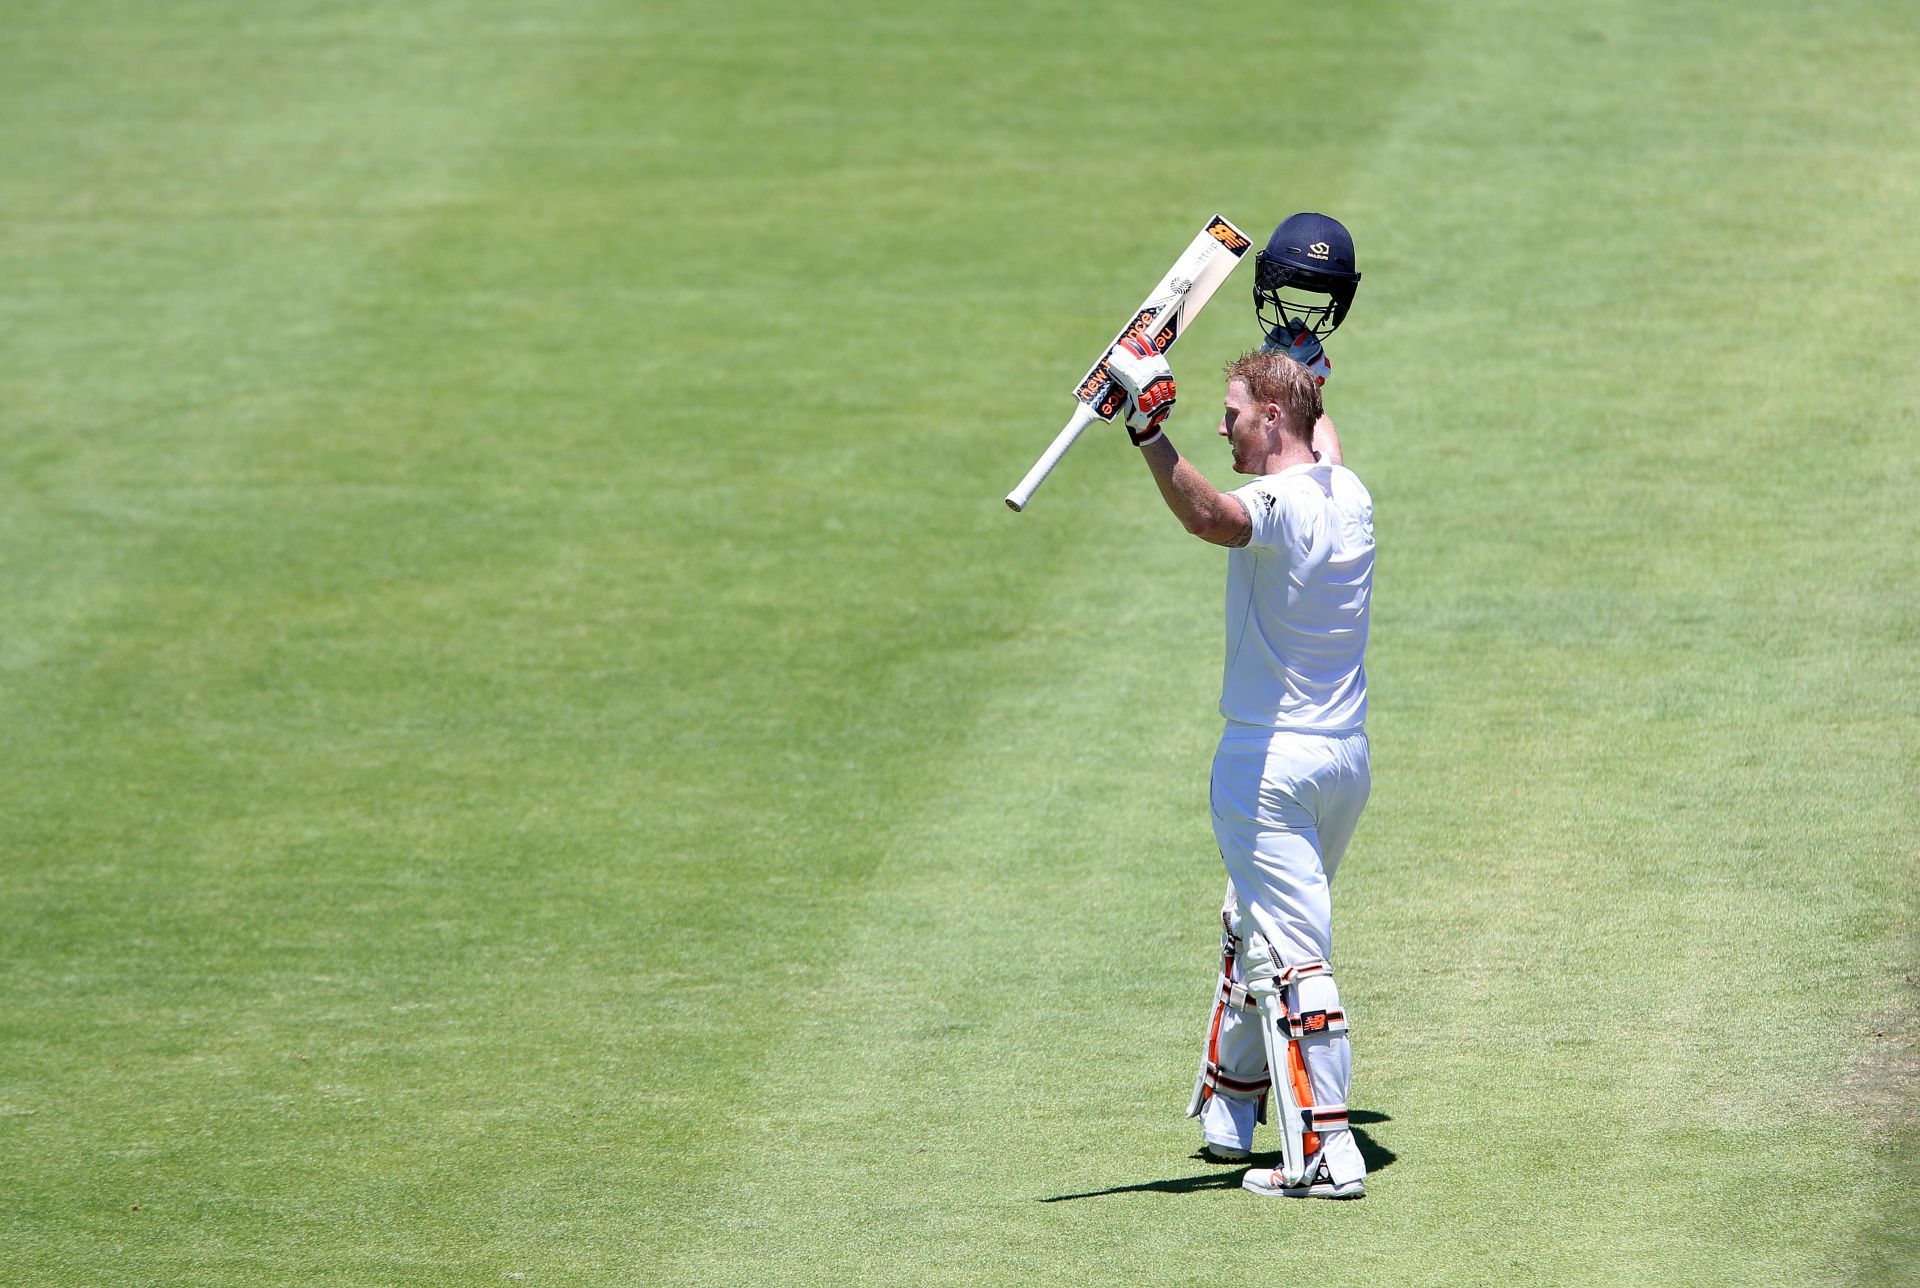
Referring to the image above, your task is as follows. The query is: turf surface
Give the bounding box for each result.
[3,0,1915,1282]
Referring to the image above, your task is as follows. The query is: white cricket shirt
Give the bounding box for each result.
[1220,462,1374,732]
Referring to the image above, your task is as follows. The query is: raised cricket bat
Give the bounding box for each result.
[1005,214,1252,512]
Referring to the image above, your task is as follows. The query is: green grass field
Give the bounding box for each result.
[3,1,1916,1283]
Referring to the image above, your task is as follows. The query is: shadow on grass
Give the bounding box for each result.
[1036,1111,1395,1202]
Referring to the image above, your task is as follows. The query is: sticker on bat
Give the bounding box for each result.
[1206,217,1252,254]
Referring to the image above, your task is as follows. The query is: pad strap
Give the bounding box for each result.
[1278,958,1334,986]
[1304,1102,1350,1132]
[1214,974,1260,1014]
[1288,1006,1348,1039]
[1199,1060,1270,1099]
[1276,1101,1350,1133]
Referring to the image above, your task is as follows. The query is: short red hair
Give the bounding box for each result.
[1222,349,1323,441]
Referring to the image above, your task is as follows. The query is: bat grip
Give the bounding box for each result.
[1005,402,1100,512]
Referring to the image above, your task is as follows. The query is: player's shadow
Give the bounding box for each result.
[1036,1111,1394,1202]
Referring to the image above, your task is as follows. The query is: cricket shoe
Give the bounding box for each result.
[1241,1157,1365,1200]
[1199,1141,1250,1164]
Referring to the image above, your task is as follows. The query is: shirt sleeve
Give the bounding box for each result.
[1231,479,1288,553]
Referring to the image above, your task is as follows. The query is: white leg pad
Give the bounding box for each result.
[1199,1087,1260,1156]
[1187,991,1272,1111]
[1254,991,1309,1186]
[1187,980,1271,1113]
[1238,932,1310,1186]
[1290,969,1364,1187]
[1187,889,1269,1148]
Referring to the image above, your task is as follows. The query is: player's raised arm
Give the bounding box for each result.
[1138,437,1252,547]
[1312,413,1342,466]
[1106,336,1251,547]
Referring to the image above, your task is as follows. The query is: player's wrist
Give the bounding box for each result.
[1134,428,1175,458]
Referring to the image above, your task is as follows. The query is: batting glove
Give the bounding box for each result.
[1106,332,1177,446]
[1263,320,1332,386]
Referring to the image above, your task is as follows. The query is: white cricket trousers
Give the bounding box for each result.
[1205,723,1370,1176]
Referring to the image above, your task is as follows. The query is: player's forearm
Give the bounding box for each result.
[1312,413,1342,466]
[1139,437,1248,547]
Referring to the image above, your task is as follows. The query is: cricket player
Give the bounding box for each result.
[1106,329,1374,1200]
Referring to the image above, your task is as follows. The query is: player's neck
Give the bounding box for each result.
[1260,437,1319,475]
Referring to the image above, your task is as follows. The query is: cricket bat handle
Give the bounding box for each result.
[1005,402,1100,512]
[1005,292,1184,513]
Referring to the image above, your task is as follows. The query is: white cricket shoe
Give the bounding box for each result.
[1199,1141,1250,1163]
[1241,1158,1365,1200]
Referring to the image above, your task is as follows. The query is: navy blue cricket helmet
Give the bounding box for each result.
[1253,212,1361,342]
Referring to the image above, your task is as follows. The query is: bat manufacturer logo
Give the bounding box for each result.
[1206,217,1251,254]
[1170,276,1193,294]
[1075,362,1110,404]
[1308,241,1331,260]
